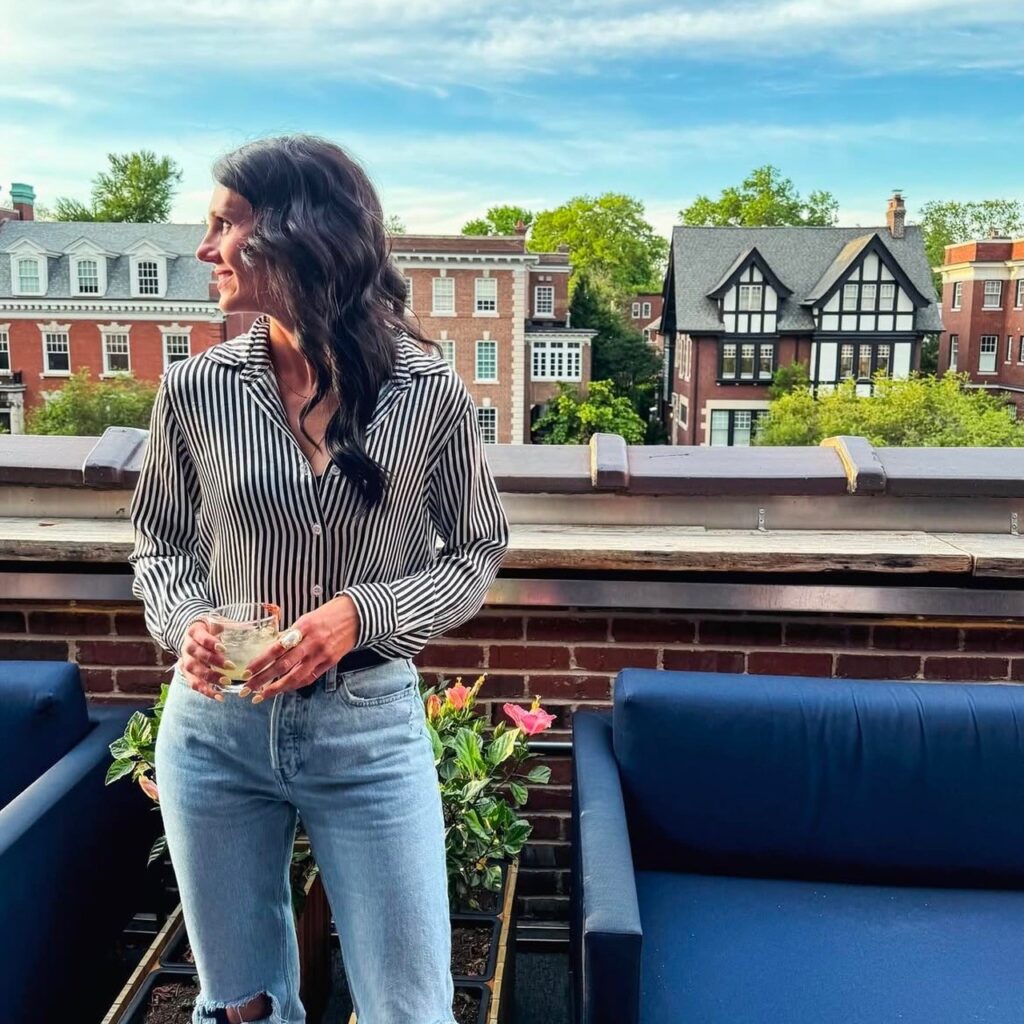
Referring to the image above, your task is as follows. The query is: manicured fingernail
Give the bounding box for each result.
[214,693,225,702]
[241,669,253,680]
[251,694,265,705]
[222,659,237,670]
[215,643,226,653]
[238,687,252,697]
[219,675,231,687]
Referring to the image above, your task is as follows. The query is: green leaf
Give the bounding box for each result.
[105,758,135,785]
[526,765,552,784]
[147,833,167,867]
[509,781,528,807]
[485,729,517,767]
[108,736,132,760]
[503,822,531,852]
[427,723,443,765]
[483,863,503,891]
[462,809,491,843]
[462,778,488,803]
[454,727,486,776]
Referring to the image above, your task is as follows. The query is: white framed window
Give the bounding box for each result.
[1016,279,1024,309]
[979,334,998,373]
[534,285,555,317]
[857,344,872,379]
[842,282,858,310]
[983,280,1002,309]
[951,281,963,309]
[759,345,773,379]
[710,409,730,447]
[861,283,877,308]
[722,343,737,377]
[0,326,9,373]
[17,257,42,295]
[631,302,641,319]
[680,336,692,380]
[126,244,169,298]
[949,335,958,371]
[1018,337,1024,364]
[160,325,192,369]
[740,343,755,378]
[137,260,160,296]
[41,327,70,375]
[880,283,896,310]
[531,340,581,381]
[840,343,855,377]
[403,276,413,311]
[75,258,100,295]
[439,339,455,366]
[710,408,767,447]
[876,343,891,376]
[1010,335,1016,362]
[641,301,652,319]
[432,276,455,315]
[102,332,131,375]
[476,405,497,444]
[474,277,497,315]
[475,340,497,382]
[738,284,762,311]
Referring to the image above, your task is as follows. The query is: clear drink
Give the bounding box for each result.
[205,603,280,695]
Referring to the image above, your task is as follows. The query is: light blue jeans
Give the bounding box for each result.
[155,656,457,1024]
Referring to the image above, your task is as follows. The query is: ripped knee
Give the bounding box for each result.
[194,990,280,1024]
[225,995,272,1024]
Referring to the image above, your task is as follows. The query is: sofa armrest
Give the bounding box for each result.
[571,711,643,1024]
[0,710,157,1021]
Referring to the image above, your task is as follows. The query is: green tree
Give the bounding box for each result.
[917,199,1024,286]
[52,151,183,223]
[384,213,407,234]
[919,334,940,376]
[27,370,158,435]
[681,165,838,227]
[462,205,534,236]
[529,193,667,297]
[767,360,811,401]
[755,373,1024,447]
[532,379,647,445]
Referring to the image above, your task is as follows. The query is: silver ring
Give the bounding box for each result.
[279,628,303,650]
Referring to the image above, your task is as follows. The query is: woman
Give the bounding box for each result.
[129,135,509,1024]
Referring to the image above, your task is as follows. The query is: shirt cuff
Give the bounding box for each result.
[338,581,399,649]
[165,598,217,657]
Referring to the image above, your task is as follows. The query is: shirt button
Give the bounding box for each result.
[312,524,322,536]
[312,585,323,597]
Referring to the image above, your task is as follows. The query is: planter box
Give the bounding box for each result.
[114,969,200,1024]
[347,857,518,1024]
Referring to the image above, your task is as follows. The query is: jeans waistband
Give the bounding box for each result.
[297,647,390,699]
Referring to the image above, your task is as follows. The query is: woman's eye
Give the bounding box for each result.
[220,219,232,232]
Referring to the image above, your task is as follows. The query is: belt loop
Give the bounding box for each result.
[325,663,338,693]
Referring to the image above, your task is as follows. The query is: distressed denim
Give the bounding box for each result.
[155,657,457,1024]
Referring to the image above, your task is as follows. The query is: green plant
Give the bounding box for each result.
[421,675,553,910]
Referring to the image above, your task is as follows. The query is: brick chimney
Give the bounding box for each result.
[10,183,36,221]
[886,190,905,239]
[514,219,528,235]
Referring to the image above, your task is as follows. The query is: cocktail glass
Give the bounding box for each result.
[205,602,280,695]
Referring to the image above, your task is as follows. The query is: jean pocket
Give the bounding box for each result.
[338,660,417,707]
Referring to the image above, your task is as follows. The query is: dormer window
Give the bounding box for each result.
[125,240,173,299]
[737,285,762,311]
[138,260,160,295]
[17,257,41,294]
[76,259,100,294]
[64,239,113,297]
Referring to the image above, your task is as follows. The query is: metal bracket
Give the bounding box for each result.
[757,507,767,532]
[1012,511,1020,537]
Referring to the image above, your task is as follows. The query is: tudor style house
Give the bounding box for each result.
[936,237,1024,418]
[659,193,942,446]
[0,185,592,442]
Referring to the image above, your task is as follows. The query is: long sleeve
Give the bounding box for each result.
[339,396,510,659]
[128,374,214,656]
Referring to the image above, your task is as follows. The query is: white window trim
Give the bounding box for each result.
[979,334,998,374]
[879,282,896,311]
[1015,279,1024,309]
[476,405,498,444]
[475,339,498,383]
[0,323,10,374]
[431,276,455,317]
[842,282,858,311]
[38,321,71,377]
[737,284,762,312]
[951,281,963,310]
[473,277,499,317]
[11,254,46,296]
[530,339,582,382]
[403,276,413,312]
[100,323,132,377]
[439,339,455,366]
[949,334,959,371]
[160,323,193,370]
[631,302,641,319]
[641,301,652,319]
[70,252,108,297]
[535,285,555,318]
[982,280,1002,309]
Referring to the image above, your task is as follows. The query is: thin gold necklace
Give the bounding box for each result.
[278,375,315,400]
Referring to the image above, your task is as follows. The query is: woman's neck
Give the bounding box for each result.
[268,316,315,396]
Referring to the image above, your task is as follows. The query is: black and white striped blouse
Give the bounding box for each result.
[129,316,510,659]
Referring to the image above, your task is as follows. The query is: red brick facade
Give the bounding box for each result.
[3,598,1021,924]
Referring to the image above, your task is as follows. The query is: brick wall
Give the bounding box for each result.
[3,599,1022,925]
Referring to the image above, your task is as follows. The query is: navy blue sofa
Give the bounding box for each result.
[571,669,1024,1024]
[0,661,157,1022]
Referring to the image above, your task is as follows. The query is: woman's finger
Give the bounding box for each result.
[253,657,329,703]
[178,660,225,702]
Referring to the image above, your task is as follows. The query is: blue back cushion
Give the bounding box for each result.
[0,661,90,809]
[613,669,1024,885]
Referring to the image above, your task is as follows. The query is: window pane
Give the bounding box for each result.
[740,343,755,378]
[983,281,1002,307]
[840,344,854,377]
[1017,280,1024,308]
[843,283,858,310]
[876,344,891,376]
[45,332,69,372]
[440,340,455,366]
[18,258,40,293]
[733,410,753,446]
[403,276,413,309]
[879,283,895,310]
[475,278,497,312]
[979,335,997,372]
[722,343,736,377]
[165,334,190,364]
[738,284,763,311]
[532,342,547,379]
[432,277,454,313]
[858,344,872,378]
[861,283,877,308]
[566,342,581,380]
[642,302,651,318]
[138,260,160,295]
[759,345,773,379]
[631,303,640,318]
[710,410,730,446]
[0,332,9,372]
[104,333,130,372]
[536,286,554,316]
[476,406,497,444]
[952,282,962,308]
[77,259,99,294]
[949,335,958,370]
[476,340,497,380]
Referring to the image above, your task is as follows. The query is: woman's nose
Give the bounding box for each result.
[196,234,217,263]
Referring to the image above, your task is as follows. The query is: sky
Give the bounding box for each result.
[2,0,1023,239]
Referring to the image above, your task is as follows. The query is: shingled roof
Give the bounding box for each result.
[0,221,211,301]
[668,224,942,334]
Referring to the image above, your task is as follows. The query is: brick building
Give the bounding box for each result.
[0,188,594,442]
[936,237,1024,417]
[659,193,942,446]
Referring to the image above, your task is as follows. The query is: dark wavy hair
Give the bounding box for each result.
[213,134,434,513]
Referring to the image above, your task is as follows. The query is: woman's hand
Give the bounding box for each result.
[242,595,360,703]
[178,619,231,701]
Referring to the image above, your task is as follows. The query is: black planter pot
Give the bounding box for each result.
[450,915,500,984]
[118,970,200,1024]
[450,859,508,919]
[453,982,491,1024]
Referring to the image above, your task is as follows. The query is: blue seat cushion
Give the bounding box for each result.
[635,869,1024,1024]
[0,661,89,808]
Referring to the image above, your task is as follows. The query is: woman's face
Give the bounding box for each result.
[196,185,264,314]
